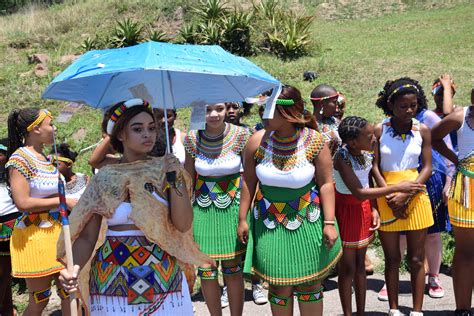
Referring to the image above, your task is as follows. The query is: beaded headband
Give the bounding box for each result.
[310,92,339,102]
[50,155,74,165]
[431,81,456,96]
[276,99,295,106]
[26,109,53,132]
[106,99,152,135]
[387,84,419,101]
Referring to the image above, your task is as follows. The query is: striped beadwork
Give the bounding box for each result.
[197,267,218,280]
[222,264,242,275]
[296,287,324,303]
[268,292,289,307]
[255,127,324,171]
[33,287,52,303]
[195,174,241,209]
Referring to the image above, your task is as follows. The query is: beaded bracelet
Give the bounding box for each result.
[324,220,335,225]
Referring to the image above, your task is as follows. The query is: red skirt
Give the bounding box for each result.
[335,191,375,249]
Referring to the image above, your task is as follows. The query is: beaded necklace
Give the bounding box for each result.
[256,128,323,171]
[185,123,249,163]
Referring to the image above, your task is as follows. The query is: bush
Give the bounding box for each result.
[220,10,253,56]
[111,18,144,48]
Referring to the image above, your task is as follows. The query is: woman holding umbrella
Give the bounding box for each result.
[6,108,75,315]
[184,102,252,315]
[237,85,342,316]
[58,99,212,315]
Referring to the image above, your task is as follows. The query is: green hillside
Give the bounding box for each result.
[0,0,473,174]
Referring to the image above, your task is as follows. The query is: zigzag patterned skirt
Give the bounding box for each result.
[193,173,246,261]
[246,182,342,286]
[89,235,193,315]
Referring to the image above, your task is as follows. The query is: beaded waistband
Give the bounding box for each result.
[15,211,61,229]
[194,173,241,209]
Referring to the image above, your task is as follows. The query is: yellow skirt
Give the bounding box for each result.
[377,169,433,232]
[448,157,474,228]
[10,213,63,278]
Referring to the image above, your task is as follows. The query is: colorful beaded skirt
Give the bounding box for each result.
[424,170,450,233]
[89,235,183,315]
[246,181,342,286]
[377,169,434,232]
[10,211,63,278]
[193,173,246,261]
[448,156,474,228]
[335,191,375,249]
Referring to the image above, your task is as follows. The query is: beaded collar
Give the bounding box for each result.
[184,123,250,162]
[383,118,419,142]
[335,145,373,171]
[255,127,324,171]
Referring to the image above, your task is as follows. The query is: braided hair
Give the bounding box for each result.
[7,108,42,159]
[376,77,428,116]
[338,116,368,144]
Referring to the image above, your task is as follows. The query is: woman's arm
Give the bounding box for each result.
[9,168,60,213]
[184,152,196,189]
[334,157,424,201]
[70,214,102,268]
[237,130,264,244]
[415,124,433,184]
[371,124,387,188]
[88,136,119,169]
[314,144,338,248]
[166,154,193,232]
[440,74,455,116]
[432,109,463,165]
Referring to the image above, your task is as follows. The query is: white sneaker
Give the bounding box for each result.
[252,283,268,305]
[221,286,229,308]
[428,274,445,298]
[389,309,405,316]
[410,312,423,316]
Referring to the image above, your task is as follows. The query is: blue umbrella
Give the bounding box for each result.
[43,41,281,115]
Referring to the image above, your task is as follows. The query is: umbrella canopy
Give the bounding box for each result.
[43,41,281,113]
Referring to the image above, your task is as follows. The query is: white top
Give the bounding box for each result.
[6,147,59,199]
[107,193,168,229]
[195,154,242,177]
[457,107,474,160]
[0,184,19,217]
[65,173,88,200]
[334,146,373,195]
[255,128,323,189]
[257,163,315,189]
[172,129,186,165]
[379,118,423,172]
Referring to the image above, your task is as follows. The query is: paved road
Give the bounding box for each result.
[40,271,469,315]
[192,272,462,316]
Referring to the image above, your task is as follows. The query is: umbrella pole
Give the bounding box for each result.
[163,105,176,185]
[52,129,79,316]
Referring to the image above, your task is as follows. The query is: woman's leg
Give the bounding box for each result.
[198,263,222,316]
[354,248,368,316]
[0,256,14,316]
[405,229,428,312]
[268,285,294,316]
[221,257,244,316]
[23,275,55,316]
[338,248,356,316]
[425,232,444,297]
[54,273,71,316]
[452,227,474,311]
[295,282,323,316]
[379,231,401,310]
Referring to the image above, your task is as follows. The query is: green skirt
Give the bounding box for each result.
[193,173,246,261]
[246,182,342,286]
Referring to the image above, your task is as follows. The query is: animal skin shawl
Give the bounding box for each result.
[57,156,213,266]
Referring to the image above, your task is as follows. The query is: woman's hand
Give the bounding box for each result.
[394,181,425,194]
[386,192,411,219]
[58,265,80,293]
[370,209,381,231]
[237,219,249,245]
[164,153,180,173]
[442,176,452,205]
[66,198,78,211]
[323,224,338,249]
[439,73,453,89]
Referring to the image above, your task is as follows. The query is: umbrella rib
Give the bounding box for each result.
[224,76,246,100]
[96,73,118,107]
